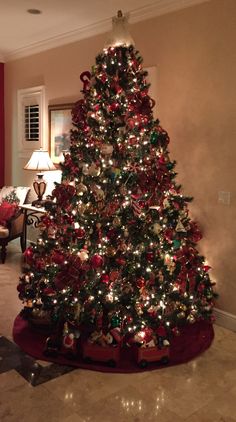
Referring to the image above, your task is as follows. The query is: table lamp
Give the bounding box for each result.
[24,148,56,206]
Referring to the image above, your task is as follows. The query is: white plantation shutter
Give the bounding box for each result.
[17,86,46,157]
[24,104,39,141]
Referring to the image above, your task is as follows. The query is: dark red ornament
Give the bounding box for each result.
[146,251,154,262]
[91,254,104,268]
[43,287,56,296]
[137,277,145,288]
[75,228,85,239]
[52,250,65,265]
[116,257,126,266]
[100,274,110,284]
[23,246,34,263]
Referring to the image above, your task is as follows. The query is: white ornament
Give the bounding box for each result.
[78,249,89,261]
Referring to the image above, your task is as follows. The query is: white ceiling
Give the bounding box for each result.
[0,0,208,62]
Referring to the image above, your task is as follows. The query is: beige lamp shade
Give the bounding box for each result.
[24,148,56,171]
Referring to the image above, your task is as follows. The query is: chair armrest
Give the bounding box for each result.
[6,209,24,236]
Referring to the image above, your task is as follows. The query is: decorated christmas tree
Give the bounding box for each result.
[17,11,216,368]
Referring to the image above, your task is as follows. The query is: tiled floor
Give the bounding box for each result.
[1,241,236,421]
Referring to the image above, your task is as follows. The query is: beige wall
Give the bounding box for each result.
[4,0,236,315]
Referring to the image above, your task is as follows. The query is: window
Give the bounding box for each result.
[25,104,39,141]
[17,86,46,157]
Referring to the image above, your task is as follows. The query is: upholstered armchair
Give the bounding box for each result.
[0,186,30,263]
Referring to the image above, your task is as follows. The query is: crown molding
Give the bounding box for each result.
[129,0,209,23]
[4,17,111,62]
[4,0,209,62]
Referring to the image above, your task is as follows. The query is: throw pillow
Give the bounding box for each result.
[0,201,18,226]
[0,186,30,205]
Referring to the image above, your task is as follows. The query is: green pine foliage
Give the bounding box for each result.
[17,45,216,346]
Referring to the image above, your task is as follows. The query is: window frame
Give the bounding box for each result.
[17,85,46,157]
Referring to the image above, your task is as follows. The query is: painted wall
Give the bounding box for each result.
[0,63,4,186]
[4,0,236,315]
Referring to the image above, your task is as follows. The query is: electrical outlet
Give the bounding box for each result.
[218,191,231,205]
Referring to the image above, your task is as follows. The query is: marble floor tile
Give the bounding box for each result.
[186,387,236,422]
[0,384,74,422]
[0,369,27,392]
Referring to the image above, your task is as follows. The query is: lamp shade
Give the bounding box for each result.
[24,148,56,171]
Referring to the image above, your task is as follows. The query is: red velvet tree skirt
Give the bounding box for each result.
[13,315,214,373]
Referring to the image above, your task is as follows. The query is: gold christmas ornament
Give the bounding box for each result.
[177,311,186,319]
[89,162,101,177]
[113,216,121,227]
[119,185,128,195]
[152,223,162,234]
[163,198,170,208]
[106,246,116,256]
[175,219,187,232]
[78,249,89,261]
[124,228,129,238]
[101,144,114,155]
[187,314,196,324]
[77,182,88,195]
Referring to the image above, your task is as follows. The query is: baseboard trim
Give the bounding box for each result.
[214,308,236,332]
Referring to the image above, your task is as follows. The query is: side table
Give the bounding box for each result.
[20,204,46,251]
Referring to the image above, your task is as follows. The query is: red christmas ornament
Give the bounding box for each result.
[91,254,104,268]
[100,73,107,83]
[146,251,154,262]
[23,246,34,263]
[137,277,145,288]
[75,228,85,238]
[35,259,45,271]
[100,274,110,284]
[52,250,65,265]
[43,287,56,296]
[116,257,126,266]
[109,102,119,112]
[110,270,119,282]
